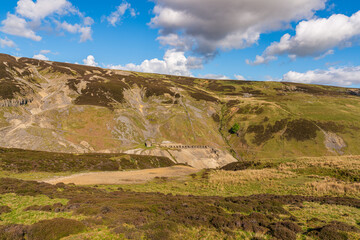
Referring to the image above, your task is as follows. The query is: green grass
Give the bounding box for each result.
[0,193,84,225]
[62,227,126,240]
[96,171,316,197]
[98,156,360,199]
[285,202,360,229]
[0,171,74,181]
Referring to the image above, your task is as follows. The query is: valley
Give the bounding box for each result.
[0,54,359,239]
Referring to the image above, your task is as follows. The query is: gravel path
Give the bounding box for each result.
[44,166,198,185]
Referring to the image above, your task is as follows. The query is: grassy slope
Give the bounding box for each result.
[0,147,175,173]
[1,54,360,239]
[0,152,359,239]
[1,53,360,158]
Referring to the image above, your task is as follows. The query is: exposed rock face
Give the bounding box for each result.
[347,89,360,96]
[125,146,237,169]
[324,132,347,154]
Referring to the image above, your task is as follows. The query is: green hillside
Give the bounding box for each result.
[1,53,360,161]
[1,53,360,239]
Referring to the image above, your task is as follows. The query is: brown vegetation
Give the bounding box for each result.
[0,178,359,239]
[0,147,174,173]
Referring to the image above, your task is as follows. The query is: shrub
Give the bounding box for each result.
[26,218,86,240]
[229,123,240,134]
[0,205,11,214]
[0,224,27,240]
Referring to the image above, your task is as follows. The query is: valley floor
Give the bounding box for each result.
[0,150,359,239]
[44,166,198,185]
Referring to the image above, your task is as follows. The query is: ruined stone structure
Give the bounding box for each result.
[160,144,220,154]
[161,144,209,149]
[0,98,33,107]
[145,140,153,147]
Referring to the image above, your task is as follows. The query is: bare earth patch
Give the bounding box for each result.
[44,166,198,185]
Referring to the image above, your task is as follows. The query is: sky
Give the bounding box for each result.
[0,0,360,87]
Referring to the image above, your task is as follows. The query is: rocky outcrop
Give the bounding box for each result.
[324,132,346,154]
[125,146,236,169]
[347,89,360,96]
[0,98,33,107]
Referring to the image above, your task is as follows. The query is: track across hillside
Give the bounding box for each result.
[44,166,198,185]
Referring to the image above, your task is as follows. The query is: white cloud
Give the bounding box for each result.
[156,34,193,51]
[83,16,94,26]
[106,1,136,26]
[249,11,360,64]
[60,21,79,33]
[314,49,335,60]
[199,74,230,80]
[39,49,50,54]
[246,55,277,66]
[78,26,92,42]
[0,38,16,48]
[83,55,98,67]
[0,13,41,41]
[33,53,49,60]
[282,66,360,86]
[59,21,92,42]
[15,0,75,21]
[0,0,92,42]
[32,49,53,60]
[235,74,246,80]
[198,74,246,80]
[151,0,326,55]
[108,49,202,76]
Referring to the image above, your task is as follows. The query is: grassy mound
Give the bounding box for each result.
[0,147,174,173]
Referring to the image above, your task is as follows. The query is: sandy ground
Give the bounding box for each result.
[44,166,198,185]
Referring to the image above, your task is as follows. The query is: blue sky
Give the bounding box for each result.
[0,0,360,87]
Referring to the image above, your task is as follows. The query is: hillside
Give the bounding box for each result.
[1,53,360,166]
[1,53,360,239]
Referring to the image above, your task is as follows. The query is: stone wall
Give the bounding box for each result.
[160,144,220,154]
[0,98,33,107]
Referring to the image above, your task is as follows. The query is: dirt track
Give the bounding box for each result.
[44,166,198,185]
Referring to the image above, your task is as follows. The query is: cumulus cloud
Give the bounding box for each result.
[39,49,50,54]
[0,0,92,42]
[32,49,54,60]
[235,74,246,80]
[282,66,360,86]
[0,37,16,48]
[83,16,94,26]
[108,49,203,76]
[150,0,326,56]
[0,13,42,41]
[59,21,79,33]
[33,54,49,60]
[248,10,360,64]
[246,55,277,66]
[58,21,92,42]
[199,74,230,80]
[15,0,75,21]
[78,26,92,42]
[83,55,98,67]
[198,74,246,80]
[106,1,137,26]
[156,34,193,51]
[314,49,335,60]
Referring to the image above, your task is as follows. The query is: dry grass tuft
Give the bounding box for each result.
[209,169,295,185]
[306,178,360,196]
[278,155,360,170]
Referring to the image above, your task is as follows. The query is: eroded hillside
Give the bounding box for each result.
[1,53,360,165]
